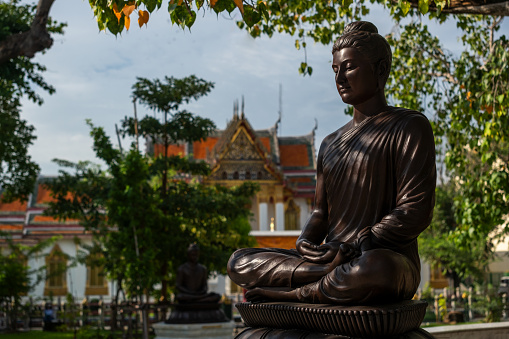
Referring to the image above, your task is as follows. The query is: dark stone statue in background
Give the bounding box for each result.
[228,21,436,307]
[166,244,227,324]
[175,243,222,304]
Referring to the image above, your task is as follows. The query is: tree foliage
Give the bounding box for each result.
[46,75,258,302]
[88,0,508,75]
[0,232,57,331]
[418,183,492,288]
[388,17,509,284]
[0,0,64,201]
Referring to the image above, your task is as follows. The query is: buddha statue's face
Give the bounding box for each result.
[332,47,380,106]
[188,249,199,264]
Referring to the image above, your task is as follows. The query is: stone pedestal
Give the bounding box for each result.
[166,303,229,324]
[234,300,434,339]
[153,321,235,339]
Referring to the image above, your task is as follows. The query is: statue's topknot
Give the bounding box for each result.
[343,21,378,35]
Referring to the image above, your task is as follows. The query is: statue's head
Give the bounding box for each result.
[187,243,200,263]
[332,21,392,87]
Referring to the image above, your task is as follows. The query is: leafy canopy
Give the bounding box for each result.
[0,0,65,201]
[388,16,509,284]
[47,75,258,300]
[0,232,57,330]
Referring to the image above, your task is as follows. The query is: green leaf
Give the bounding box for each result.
[401,1,411,15]
[343,0,353,8]
[299,62,307,74]
[418,0,429,14]
[186,10,197,28]
[243,6,261,28]
[168,3,178,14]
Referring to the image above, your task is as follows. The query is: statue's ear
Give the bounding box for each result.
[377,59,389,87]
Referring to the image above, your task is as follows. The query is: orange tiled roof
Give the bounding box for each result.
[32,215,79,223]
[0,199,27,212]
[28,230,85,235]
[259,137,271,153]
[35,185,75,206]
[193,138,219,160]
[255,235,298,250]
[33,215,58,223]
[36,184,55,205]
[279,144,310,167]
[154,144,186,157]
[0,225,23,231]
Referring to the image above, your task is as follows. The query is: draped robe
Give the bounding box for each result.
[228,107,436,305]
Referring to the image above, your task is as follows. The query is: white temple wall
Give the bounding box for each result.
[295,197,312,230]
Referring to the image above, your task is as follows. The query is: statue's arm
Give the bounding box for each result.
[296,136,335,263]
[369,113,436,249]
[199,266,208,294]
[175,266,188,293]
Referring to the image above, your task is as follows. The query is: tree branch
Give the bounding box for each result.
[441,1,509,16]
[402,0,509,16]
[0,0,56,65]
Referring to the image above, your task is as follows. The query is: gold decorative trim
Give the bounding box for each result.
[44,287,68,296]
[85,286,109,295]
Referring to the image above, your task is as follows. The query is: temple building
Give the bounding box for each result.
[0,105,318,300]
[147,105,317,250]
[0,180,111,299]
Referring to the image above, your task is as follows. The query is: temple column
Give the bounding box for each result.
[259,203,268,231]
[276,202,285,231]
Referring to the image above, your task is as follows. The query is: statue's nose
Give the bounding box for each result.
[335,70,346,84]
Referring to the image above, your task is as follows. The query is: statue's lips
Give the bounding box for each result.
[338,86,351,93]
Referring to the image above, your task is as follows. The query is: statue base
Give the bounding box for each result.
[236,327,434,338]
[235,300,432,339]
[153,321,235,339]
[165,303,229,324]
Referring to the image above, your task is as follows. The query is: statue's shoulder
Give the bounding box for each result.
[388,107,428,121]
[388,107,432,132]
[177,262,188,272]
[388,107,434,149]
[319,120,353,153]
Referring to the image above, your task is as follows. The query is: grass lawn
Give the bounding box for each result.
[0,329,151,339]
[0,331,75,339]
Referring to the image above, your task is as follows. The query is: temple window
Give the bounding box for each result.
[430,264,449,289]
[222,171,227,180]
[44,245,68,296]
[245,171,251,180]
[285,199,300,231]
[85,253,108,295]
[233,171,239,180]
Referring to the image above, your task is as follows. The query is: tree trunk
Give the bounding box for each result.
[0,0,56,64]
[447,270,461,291]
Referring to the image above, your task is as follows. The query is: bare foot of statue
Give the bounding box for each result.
[245,287,298,303]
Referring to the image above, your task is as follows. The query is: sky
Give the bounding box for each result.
[20,1,508,175]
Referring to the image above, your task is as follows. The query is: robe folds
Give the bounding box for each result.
[228,107,436,305]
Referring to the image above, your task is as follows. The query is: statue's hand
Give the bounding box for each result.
[327,243,361,272]
[297,240,340,263]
